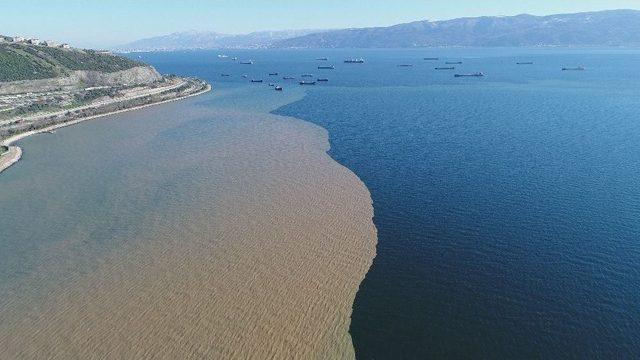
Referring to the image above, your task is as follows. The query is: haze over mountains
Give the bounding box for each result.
[114,29,322,52]
[116,10,640,51]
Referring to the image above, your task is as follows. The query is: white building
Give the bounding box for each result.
[43,40,58,47]
[60,43,71,49]
[12,36,25,43]
[27,38,41,45]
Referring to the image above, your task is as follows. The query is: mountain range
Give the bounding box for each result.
[115,10,640,51]
[114,29,322,52]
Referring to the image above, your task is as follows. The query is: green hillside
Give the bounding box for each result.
[0,42,143,82]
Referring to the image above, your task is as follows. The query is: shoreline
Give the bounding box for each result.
[0,83,211,174]
[0,146,22,173]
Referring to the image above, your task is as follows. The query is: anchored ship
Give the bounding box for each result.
[454,72,485,77]
[562,66,585,71]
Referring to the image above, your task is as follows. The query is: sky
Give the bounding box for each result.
[2,0,640,48]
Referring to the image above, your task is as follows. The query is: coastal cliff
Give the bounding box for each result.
[0,66,162,95]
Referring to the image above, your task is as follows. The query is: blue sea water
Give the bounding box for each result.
[188,48,640,358]
[2,48,639,358]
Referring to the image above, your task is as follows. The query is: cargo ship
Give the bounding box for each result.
[454,72,485,77]
[562,66,585,71]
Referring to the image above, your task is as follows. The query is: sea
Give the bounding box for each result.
[2,47,640,358]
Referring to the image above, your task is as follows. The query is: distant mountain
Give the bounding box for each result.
[115,29,323,52]
[273,10,640,48]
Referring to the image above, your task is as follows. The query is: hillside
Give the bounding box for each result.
[0,41,143,82]
[114,29,323,52]
[273,9,640,48]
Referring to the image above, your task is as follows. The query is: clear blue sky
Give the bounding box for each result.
[3,0,640,48]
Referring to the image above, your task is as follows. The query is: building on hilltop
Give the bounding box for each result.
[59,43,71,49]
[11,36,25,43]
[27,38,41,45]
[42,40,58,47]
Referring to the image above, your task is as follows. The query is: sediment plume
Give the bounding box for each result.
[0,107,377,359]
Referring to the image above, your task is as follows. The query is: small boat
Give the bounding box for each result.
[217,54,228,58]
[454,72,485,77]
[424,57,439,60]
[446,61,463,64]
[397,64,413,67]
[283,76,296,80]
[299,81,316,85]
[316,57,329,61]
[269,72,278,76]
[275,86,283,91]
[220,74,231,77]
[301,74,314,78]
[242,74,248,78]
[240,60,254,65]
[435,67,455,70]
[344,58,365,64]
[517,62,534,65]
[317,78,329,82]
[318,65,335,70]
[562,66,585,71]
[251,79,263,83]
[232,57,238,61]
[269,83,275,86]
